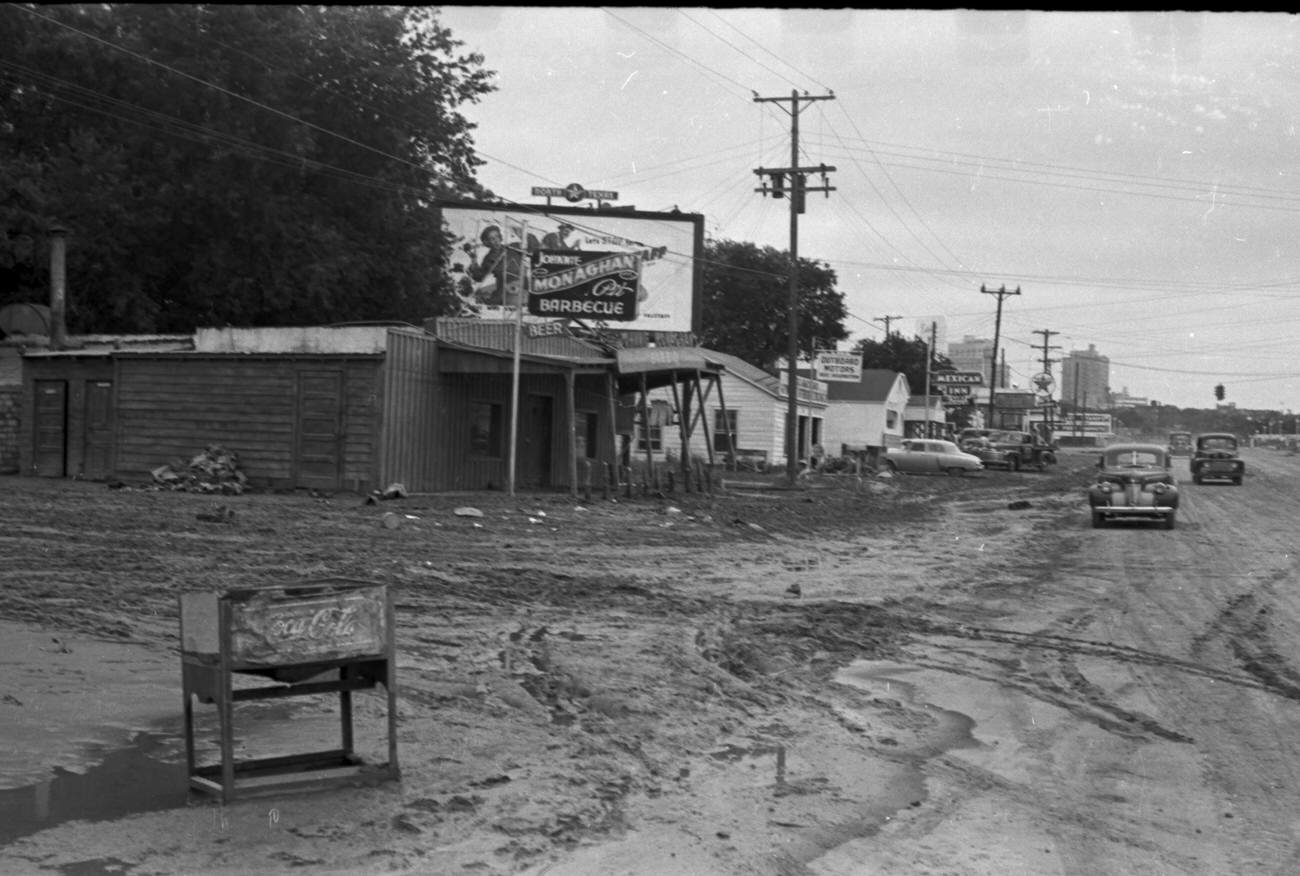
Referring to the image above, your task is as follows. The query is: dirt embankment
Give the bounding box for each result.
[0,463,1091,875]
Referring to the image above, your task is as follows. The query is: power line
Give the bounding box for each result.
[600,7,755,98]
[702,10,833,94]
[676,10,802,91]
[14,5,436,178]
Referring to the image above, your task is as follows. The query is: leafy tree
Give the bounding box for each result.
[0,5,494,332]
[853,333,955,396]
[698,237,848,373]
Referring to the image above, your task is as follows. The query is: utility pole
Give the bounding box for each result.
[980,284,1020,428]
[1032,328,1061,436]
[754,90,836,485]
[875,315,902,338]
[924,321,936,438]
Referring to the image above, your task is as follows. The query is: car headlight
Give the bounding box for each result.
[1096,482,1113,493]
[1151,483,1167,494]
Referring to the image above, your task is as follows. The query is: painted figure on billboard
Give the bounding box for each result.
[462,225,531,307]
[541,222,579,251]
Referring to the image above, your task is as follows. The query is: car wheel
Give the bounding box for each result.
[946,467,965,477]
[1008,456,1020,472]
[1193,475,1202,485]
[1164,513,1176,530]
[1233,476,1242,485]
[884,459,898,474]
[1091,510,1105,529]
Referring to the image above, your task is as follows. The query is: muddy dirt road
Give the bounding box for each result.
[814,445,1300,876]
[2,446,1299,875]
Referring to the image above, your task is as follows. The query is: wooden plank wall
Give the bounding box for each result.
[113,354,382,490]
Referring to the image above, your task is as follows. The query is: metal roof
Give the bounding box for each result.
[427,317,611,364]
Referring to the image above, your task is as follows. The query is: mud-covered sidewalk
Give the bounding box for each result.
[0,466,1087,875]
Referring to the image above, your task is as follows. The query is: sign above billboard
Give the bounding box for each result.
[531,183,618,203]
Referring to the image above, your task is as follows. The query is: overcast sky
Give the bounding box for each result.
[437,8,1300,412]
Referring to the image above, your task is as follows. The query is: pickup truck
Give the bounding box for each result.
[958,428,1057,472]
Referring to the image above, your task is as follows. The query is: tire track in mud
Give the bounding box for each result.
[845,464,1300,744]
[1173,455,1300,694]
[1073,450,1300,873]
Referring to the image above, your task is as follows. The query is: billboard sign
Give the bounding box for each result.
[437,201,701,333]
[814,351,862,382]
[529,250,641,321]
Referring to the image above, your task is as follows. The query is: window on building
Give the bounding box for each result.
[713,409,738,452]
[886,410,898,429]
[637,423,662,453]
[469,401,503,457]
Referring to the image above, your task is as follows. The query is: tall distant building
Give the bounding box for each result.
[947,334,1009,388]
[1062,344,1110,408]
[1110,386,1149,408]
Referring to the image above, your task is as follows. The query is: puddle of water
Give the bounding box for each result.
[0,732,189,846]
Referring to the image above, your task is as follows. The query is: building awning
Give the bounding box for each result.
[614,346,725,392]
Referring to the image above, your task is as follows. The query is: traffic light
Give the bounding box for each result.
[1214,383,1225,401]
[771,173,785,199]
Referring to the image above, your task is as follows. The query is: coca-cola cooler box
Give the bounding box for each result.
[180,580,389,672]
[179,580,399,800]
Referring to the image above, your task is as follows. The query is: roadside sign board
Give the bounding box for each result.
[813,351,862,382]
[934,371,984,385]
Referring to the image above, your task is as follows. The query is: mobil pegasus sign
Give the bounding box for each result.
[529,250,642,321]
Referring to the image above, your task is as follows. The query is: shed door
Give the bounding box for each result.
[82,380,114,480]
[518,394,552,489]
[33,380,68,477]
[295,371,344,490]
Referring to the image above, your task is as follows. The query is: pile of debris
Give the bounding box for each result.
[151,444,248,494]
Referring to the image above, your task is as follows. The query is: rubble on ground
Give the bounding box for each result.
[150,444,247,494]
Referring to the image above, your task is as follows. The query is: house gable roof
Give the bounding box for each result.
[821,368,909,402]
[699,349,783,396]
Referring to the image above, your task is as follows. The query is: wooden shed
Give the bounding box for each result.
[110,326,408,492]
[109,323,628,494]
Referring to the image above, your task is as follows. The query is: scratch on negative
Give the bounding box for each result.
[622,71,638,90]
[1202,182,1219,223]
